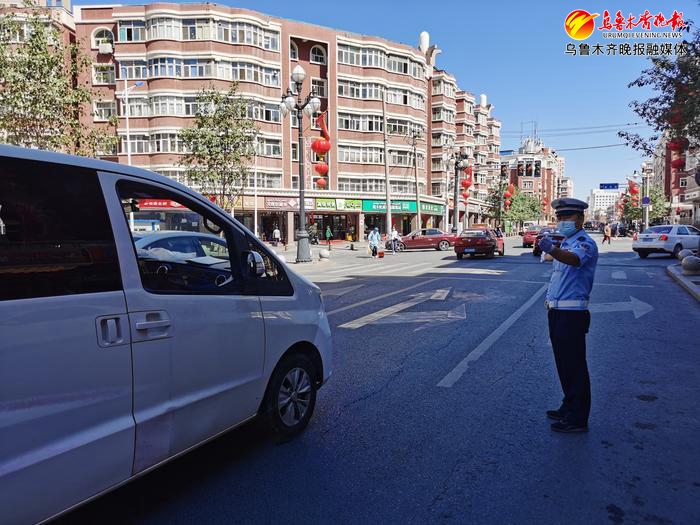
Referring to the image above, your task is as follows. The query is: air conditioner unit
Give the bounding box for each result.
[98,42,113,55]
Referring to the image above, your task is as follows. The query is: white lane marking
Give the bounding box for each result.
[612,270,627,280]
[437,284,548,388]
[321,284,364,297]
[339,288,450,329]
[589,296,654,319]
[326,263,367,274]
[326,278,438,316]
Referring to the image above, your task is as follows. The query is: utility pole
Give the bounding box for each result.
[408,130,423,230]
[382,93,392,236]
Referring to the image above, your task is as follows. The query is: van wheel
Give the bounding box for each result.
[264,354,317,438]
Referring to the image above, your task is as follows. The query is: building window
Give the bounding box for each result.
[247,102,281,123]
[118,20,146,42]
[94,101,116,121]
[118,60,148,80]
[182,19,211,40]
[337,113,383,132]
[338,145,384,164]
[290,41,298,60]
[150,133,185,153]
[182,59,213,78]
[245,172,282,189]
[337,44,361,65]
[310,45,326,64]
[261,138,282,158]
[311,78,327,98]
[680,178,688,188]
[93,64,116,85]
[120,97,149,117]
[92,28,114,48]
[150,96,185,116]
[432,182,444,196]
[148,57,182,78]
[291,143,298,161]
[147,17,180,40]
[120,134,149,154]
[361,48,386,68]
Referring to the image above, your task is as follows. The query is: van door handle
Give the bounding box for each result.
[135,319,171,330]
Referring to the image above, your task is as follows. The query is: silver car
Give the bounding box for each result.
[632,224,700,258]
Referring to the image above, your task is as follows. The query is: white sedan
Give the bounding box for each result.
[632,224,700,258]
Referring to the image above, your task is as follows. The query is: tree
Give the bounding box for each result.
[619,14,699,155]
[180,84,258,214]
[503,189,541,225]
[0,1,116,155]
[621,185,668,223]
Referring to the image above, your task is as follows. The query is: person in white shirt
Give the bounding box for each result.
[272,226,281,246]
[390,226,401,254]
[368,227,381,258]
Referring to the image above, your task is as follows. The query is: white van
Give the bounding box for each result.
[0,145,332,524]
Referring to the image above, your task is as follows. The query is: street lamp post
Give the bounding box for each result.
[122,77,144,231]
[499,166,508,228]
[252,136,259,237]
[452,150,470,233]
[280,65,321,263]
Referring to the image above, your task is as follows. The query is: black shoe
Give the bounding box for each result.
[546,409,565,420]
[551,420,588,433]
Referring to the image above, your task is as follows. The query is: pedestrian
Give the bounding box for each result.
[495,226,503,238]
[325,225,333,250]
[368,227,381,258]
[602,223,611,244]
[538,197,599,433]
[390,225,401,254]
[272,225,281,247]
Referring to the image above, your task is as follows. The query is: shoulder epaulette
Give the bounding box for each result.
[577,236,586,241]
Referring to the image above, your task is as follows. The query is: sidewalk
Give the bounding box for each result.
[667,264,700,302]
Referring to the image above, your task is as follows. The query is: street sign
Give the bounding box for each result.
[642,196,650,207]
[600,183,619,190]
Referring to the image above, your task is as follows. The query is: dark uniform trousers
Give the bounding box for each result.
[547,309,591,426]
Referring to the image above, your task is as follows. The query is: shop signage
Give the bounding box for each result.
[315,198,337,210]
[362,200,417,213]
[265,197,314,210]
[420,202,445,215]
[336,199,362,211]
[138,199,186,209]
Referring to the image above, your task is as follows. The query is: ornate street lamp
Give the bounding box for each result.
[280,65,322,263]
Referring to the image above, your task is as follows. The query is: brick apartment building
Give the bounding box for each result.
[2,0,502,240]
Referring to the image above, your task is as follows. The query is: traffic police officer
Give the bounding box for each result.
[539,198,599,433]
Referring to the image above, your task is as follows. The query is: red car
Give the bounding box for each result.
[532,228,565,256]
[386,228,458,251]
[521,225,541,248]
[454,228,505,259]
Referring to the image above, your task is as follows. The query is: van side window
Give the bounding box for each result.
[0,157,122,301]
[117,180,242,295]
[246,235,293,296]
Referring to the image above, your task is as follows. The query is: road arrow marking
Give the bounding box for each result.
[321,284,364,297]
[612,270,627,280]
[339,288,450,329]
[374,304,466,325]
[589,296,653,319]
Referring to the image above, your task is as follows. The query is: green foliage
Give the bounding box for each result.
[503,189,541,224]
[0,1,115,155]
[620,16,699,154]
[621,185,668,221]
[180,84,258,213]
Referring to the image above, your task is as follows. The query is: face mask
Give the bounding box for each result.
[557,220,578,237]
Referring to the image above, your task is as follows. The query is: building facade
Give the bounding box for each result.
[3,2,502,238]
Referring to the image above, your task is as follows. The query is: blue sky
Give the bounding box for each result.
[78,0,699,199]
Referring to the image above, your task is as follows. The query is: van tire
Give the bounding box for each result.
[264,353,317,438]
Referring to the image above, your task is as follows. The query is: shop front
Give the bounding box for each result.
[310,198,362,241]
[264,196,314,244]
[362,200,445,235]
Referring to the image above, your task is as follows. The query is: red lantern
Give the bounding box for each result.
[460,179,468,189]
[462,192,470,200]
[507,184,515,194]
[671,158,685,170]
[464,179,472,188]
[676,207,682,214]
[668,138,687,152]
[314,161,329,176]
[504,191,512,199]
[504,199,511,206]
[629,186,640,194]
[311,138,331,156]
[315,177,327,188]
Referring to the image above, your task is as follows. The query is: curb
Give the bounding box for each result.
[666,264,700,303]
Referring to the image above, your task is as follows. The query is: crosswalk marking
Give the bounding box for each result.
[612,270,627,280]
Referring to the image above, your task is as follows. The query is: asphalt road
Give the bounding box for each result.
[61,234,700,525]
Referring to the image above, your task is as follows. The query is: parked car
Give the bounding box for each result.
[521,225,541,248]
[135,230,230,260]
[533,227,565,256]
[454,228,505,259]
[385,228,458,251]
[632,224,700,258]
[0,145,332,524]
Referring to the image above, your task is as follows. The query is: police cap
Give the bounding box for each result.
[551,198,588,216]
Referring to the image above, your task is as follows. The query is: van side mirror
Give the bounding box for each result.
[245,251,266,278]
